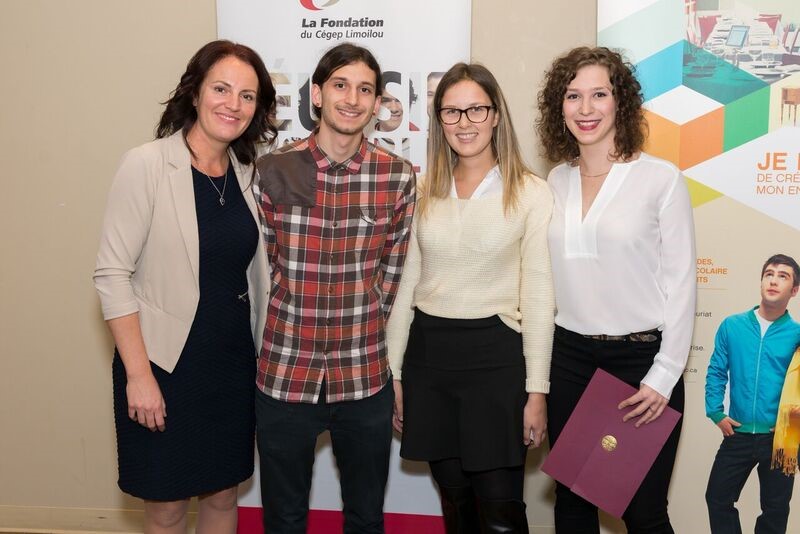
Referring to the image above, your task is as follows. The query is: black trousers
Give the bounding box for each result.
[706,432,795,534]
[255,381,394,534]
[547,325,684,534]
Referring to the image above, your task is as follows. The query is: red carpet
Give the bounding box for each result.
[238,506,445,533]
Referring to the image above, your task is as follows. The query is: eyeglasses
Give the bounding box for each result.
[437,105,495,125]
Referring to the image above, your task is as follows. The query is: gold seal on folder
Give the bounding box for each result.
[601,435,617,452]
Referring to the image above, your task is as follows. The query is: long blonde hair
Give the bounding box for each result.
[421,63,531,217]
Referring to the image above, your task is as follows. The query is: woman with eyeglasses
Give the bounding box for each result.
[386,63,554,533]
[536,47,695,533]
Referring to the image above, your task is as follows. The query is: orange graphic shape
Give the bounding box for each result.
[679,107,723,170]
[644,110,680,167]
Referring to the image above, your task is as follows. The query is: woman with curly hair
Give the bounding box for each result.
[387,63,554,533]
[94,40,276,533]
[536,47,696,533]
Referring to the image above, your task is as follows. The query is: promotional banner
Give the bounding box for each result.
[217,1,471,531]
[218,0,471,175]
[599,1,800,531]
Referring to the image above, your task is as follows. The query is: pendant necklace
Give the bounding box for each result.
[201,165,228,206]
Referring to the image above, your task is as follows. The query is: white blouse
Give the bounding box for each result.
[547,153,696,398]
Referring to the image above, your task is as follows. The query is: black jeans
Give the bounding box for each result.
[706,432,795,534]
[547,326,684,534]
[255,381,394,534]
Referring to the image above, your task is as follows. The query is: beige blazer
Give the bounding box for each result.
[94,131,269,373]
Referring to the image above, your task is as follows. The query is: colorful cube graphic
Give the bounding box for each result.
[643,85,724,169]
[723,87,770,151]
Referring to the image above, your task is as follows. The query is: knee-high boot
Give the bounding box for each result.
[439,485,480,534]
[477,499,529,534]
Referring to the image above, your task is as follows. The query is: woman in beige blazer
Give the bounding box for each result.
[93,40,275,533]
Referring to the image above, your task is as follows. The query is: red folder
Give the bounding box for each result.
[541,369,681,518]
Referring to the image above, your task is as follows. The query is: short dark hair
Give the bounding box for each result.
[536,46,647,163]
[156,40,277,166]
[311,42,382,118]
[762,254,800,287]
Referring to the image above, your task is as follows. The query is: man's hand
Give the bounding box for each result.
[392,380,403,433]
[716,416,741,437]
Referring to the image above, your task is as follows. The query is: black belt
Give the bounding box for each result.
[582,329,659,342]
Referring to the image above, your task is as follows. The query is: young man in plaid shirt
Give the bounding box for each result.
[253,43,416,533]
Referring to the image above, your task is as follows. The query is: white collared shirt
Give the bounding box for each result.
[547,153,696,398]
[449,165,503,199]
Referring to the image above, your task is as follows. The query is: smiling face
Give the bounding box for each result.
[761,263,799,311]
[189,55,258,151]
[377,90,403,131]
[312,60,380,139]
[562,64,617,154]
[439,80,498,166]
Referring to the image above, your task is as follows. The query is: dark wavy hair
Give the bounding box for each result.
[311,42,383,118]
[536,47,646,163]
[155,40,277,166]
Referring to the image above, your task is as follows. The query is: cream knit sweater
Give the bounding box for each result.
[385,174,555,393]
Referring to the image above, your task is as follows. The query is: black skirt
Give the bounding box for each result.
[399,309,528,471]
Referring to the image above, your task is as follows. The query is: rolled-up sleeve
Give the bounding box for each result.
[93,148,155,320]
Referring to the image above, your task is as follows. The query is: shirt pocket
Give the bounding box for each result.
[350,206,390,255]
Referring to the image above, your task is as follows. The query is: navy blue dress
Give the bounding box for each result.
[112,164,258,500]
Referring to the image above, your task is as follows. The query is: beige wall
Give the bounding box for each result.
[0,0,219,517]
[5,1,795,533]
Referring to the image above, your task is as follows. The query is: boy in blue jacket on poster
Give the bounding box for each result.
[705,253,800,533]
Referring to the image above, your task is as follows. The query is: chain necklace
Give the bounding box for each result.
[580,169,611,178]
[578,157,613,179]
[199,164,229,206]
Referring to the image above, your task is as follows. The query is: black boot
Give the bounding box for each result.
[439,485,481,534]
[477,499,529,534]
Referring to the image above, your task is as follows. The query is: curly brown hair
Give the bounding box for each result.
[536,47,646,163]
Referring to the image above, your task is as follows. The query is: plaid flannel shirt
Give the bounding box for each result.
[254,132,416,403]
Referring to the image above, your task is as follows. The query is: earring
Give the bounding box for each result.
[562,120,566,134]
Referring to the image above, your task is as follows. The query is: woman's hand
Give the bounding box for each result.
[619,384,668,427]
[107,314,167,432]
[392,380,404,433]
[524,392,547,447]
[126,371,167,432]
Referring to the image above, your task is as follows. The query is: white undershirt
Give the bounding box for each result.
[547,153,697,399]
[755,312,773,338]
